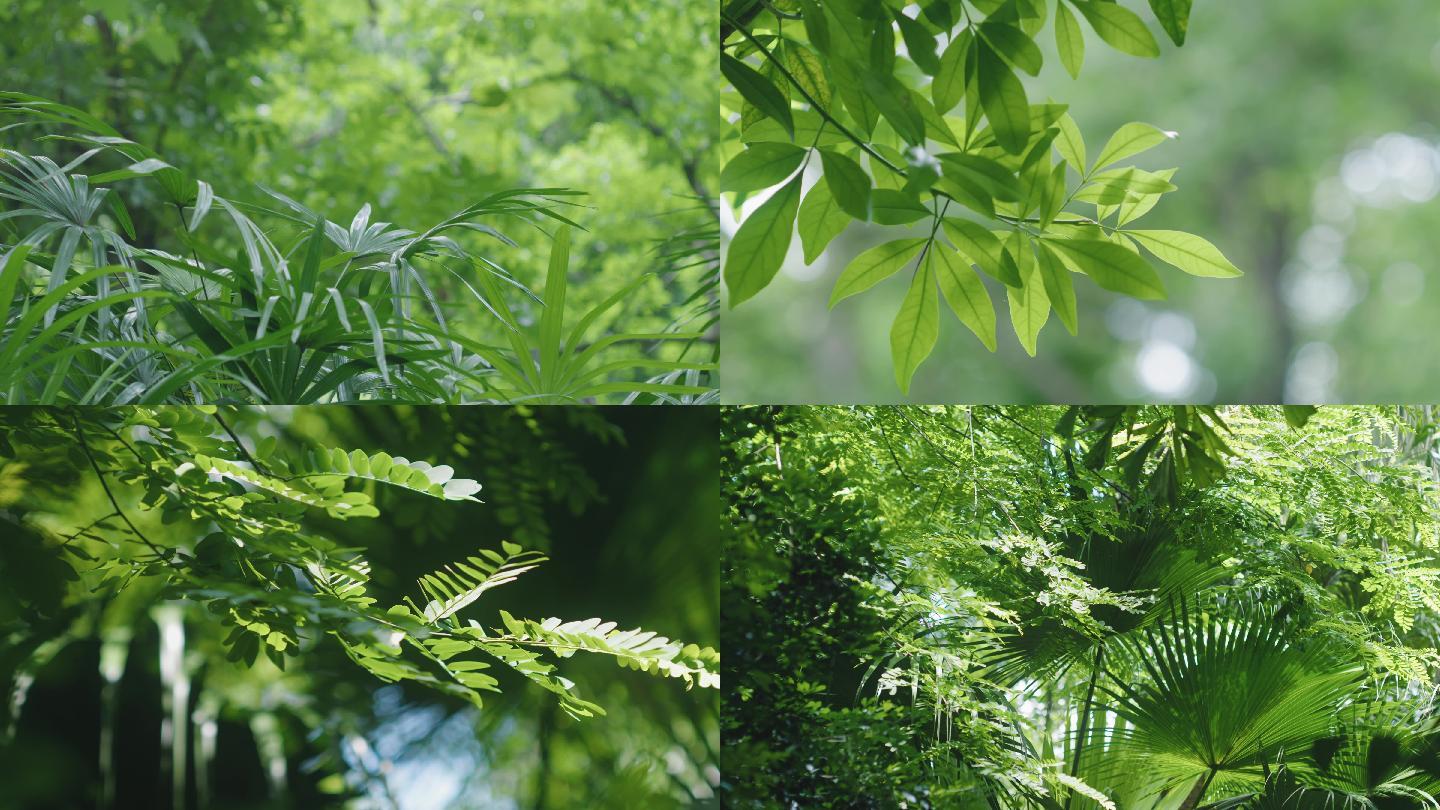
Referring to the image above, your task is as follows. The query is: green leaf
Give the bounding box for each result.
[743,109,847,147]
[937,153,1021,202]
[976,43,1031,155]
[979,21,1043,76]
[1148,0,1193,46]
[725,174,803,307]
[1054,113,1087,176]
[943,218,1018,287]
[537,226,571,389]
[1073,167,1177,205]
[414,545,547,623]
[870,190,931,225]
[294,216,326,302]
[1093,122,1177,171]
[1035,241,1078,334]
[784,41,832,108]
[862,71,927,146]
[830,238,928,307]
[1114,167,1176,225]
[1038,162,1068,229]
[88,157,176,184]
[720,143,807,193]
[932,30,971,114]
[1046,237,1166,299]
[1282,405,1318,429]
[1128,230,1243,278]
[890,257,940,394]
[1054,1,1085,79]
[722,53,794,138]
[1006,239,1050,356]
[909,88,959,147]
[0,245,32,327]
[932,242,997,351]
[833,61,880,137]
[819,149,872,220]
[1070,0,1161,58]
[894,10,941,74]
[798,0,831,52]
[490,614,719,690]
[797,178,850,264]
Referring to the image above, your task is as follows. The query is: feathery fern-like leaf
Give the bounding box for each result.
[408,542,546,623]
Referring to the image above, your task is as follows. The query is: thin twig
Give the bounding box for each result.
[213,410,271,476]
[72,413,170,563]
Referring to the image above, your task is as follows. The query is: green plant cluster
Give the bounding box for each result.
[721,0,1242,392]
[0,94,714,404]
[723,405,1440,808]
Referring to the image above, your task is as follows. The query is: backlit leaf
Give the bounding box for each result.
[797,178,850,264]
[1046,237,1166,299]
[1094,122,1177,171]
[932,241,998,351]
[830,238,928,307]
[1070,0,1161,58]
[819,149,872,220]
[722,53,794,139]
[1055,1,1085,79]
[725,174,803,307]
[976,44,1031,155]
[1128,230,1243,278]
[721,143,807,194]
[890,256,939,394]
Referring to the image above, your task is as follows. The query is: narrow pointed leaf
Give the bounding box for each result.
[1129,230,1243,278]
[830,238,927,307]
[932,241,997,351]
[725,174,803,307]
[890,258,939,394]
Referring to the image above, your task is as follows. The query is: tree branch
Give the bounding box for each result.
[72,413,169,563]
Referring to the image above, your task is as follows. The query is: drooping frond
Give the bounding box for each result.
[491,610,721,690]
[306,448,484,501]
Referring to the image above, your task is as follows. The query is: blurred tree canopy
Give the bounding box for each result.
[0,1,717,403]
[722,0,1440,403]
[0,406,719,808]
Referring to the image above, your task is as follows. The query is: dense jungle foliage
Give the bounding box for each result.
[0,1,716,404]
[0,406,720,808]
[723,405,1440,808]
